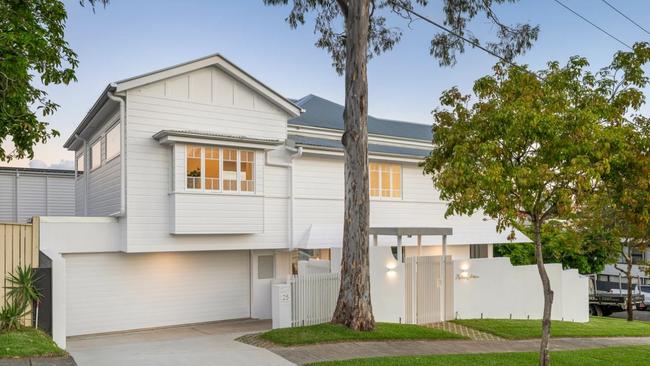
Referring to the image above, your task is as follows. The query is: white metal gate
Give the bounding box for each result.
[405,255,454,324]
[290,272,341,327]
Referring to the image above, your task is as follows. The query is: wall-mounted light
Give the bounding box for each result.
[386,261,397,277]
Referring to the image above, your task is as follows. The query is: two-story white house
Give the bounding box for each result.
[43,54,528,342]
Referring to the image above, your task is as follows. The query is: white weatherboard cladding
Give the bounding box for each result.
[292,155,525,248]
[64,251,250,336]
[0,175,16,221]
[124,66,292,251]
[74,176,85,216]
[17,176,47,221]
[87,156,120,216]
[45,177,75,216]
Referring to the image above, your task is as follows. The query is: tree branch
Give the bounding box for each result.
[336,0,348,18]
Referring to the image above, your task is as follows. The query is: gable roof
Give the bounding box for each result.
[64,54,302,149]
[289,94,433,142]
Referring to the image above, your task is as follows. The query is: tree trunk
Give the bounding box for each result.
[626,258,634,321]
[534,220,553,366]
[331,0,374,331]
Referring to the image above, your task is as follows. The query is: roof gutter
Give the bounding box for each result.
[106,89,126,218]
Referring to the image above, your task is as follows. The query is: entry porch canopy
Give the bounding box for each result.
[369,227,453,262]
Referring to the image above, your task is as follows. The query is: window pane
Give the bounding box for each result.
[205,147,220,190]
[186,145,201,189]
[76,154,84,174]
[381,164,390,197]
[391,165,401,198]
[106,123,120,160]
[369,163,379,197]
[258,255,274,279]
[91,141,101,170]
[240,150,255,192]
[223,148,237,191]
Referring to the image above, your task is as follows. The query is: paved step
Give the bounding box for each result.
[425,321,505,341]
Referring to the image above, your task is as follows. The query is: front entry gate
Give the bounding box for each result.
[405,255,454,324]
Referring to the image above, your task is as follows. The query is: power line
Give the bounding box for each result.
[552,0,632,50]
[600,0,650,36]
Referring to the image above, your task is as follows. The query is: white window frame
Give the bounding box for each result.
[185,145,255,194]
[105,122,121,162]
[90,140,102,171]
[369,162,402,200]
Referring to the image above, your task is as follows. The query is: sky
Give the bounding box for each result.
[3,0,650,169]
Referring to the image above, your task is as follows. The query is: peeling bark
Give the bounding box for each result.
[331,0,375,331]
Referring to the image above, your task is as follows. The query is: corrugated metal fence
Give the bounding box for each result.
[0,218,40,325]
[290,272,340,327]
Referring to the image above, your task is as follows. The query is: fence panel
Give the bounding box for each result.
[290,272,341,327]
[0,218,40,325]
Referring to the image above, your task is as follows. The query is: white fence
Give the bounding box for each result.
[290,272,340,327]
[405,255,454,324]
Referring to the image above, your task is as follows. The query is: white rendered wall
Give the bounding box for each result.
[453,257,588,322]
[369,247,405,323]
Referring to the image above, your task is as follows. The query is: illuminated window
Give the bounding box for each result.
[369,162,401,199]
[91,140,102,170]
[185,145,255,193]
[223,148,238,191]
[105,123,120,160]
[186,145,202,189]
[205,146,220,190]
[240,150,255,192]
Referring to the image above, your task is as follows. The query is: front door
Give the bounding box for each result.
[251,250,275,319]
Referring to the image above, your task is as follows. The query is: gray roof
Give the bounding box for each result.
[289,135,431,158]
[290,95,433,142]
[0,166,75,176]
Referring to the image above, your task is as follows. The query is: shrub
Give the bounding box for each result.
[0,300,27,331]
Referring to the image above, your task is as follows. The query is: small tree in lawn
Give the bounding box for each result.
[264,0,539,331]
[422,44,650,365]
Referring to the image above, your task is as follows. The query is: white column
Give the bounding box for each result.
[417,235,422,256]
[373,234,378,247]
[440,234,447,322]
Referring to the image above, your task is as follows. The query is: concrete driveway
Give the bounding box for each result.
[67,319,294,366]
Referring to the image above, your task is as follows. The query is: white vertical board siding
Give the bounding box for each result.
[0,175,16,221]
[124,66,292,252]
[64,250,251,336]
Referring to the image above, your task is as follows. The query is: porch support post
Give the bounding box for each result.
[440,234,447,322]
[373,234,378,247]
[417,235,422,256]
[397,235,403,262]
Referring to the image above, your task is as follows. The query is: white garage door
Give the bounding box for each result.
[65,251,250,336]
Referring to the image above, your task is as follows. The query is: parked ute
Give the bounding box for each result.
[589,276,645,316]
[609,286,650,311]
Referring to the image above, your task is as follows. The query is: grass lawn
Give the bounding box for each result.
[260,322,466,346]
[453,317,650,339]
[306,345,650,365]
[0,328,67,358]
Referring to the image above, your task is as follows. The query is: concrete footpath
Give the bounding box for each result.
[269,337,650,365]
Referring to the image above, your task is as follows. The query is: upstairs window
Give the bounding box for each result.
[369,162,401,199]
[76,154,84,176]
[186,145,255,193]
[105,123,121,161]
[91,140,102,170]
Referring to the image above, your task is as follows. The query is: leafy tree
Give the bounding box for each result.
[264,0,538,331]
[422,44,650,365]
[495,221,619,275]
[0,0,108,162]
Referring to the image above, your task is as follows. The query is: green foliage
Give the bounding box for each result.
[0,328,67,358]
[263,0,538,74]
[453,317,650,339]
[6,265,42,307]
[260,322,465,346]
[0,0,108,162]
[308,346,650,366]
[422,43,650,235]
[495,221,619,274]
[0,300,27,331]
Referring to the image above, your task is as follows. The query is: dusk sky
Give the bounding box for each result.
[3,0,650,169]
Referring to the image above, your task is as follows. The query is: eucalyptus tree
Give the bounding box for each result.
[422,43,650,366]
[264,0,539,330]
[0,0,108,161]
